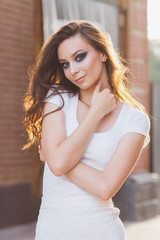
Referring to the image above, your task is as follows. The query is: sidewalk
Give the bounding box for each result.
[0,215,160,240]
[124,215,160,240]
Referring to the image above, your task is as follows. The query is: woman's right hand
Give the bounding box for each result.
[91,80,116,119]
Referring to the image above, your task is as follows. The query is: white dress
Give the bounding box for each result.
[35,90,150,240]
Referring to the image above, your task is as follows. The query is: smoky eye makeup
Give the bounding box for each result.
[60,62,69,69]
[59,51,88,69]
[75,51,88,62]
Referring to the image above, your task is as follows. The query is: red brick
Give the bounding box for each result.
[0,0,36,186]
[127,34,148,59]
[126,0,151,173]
[130,1,147,30]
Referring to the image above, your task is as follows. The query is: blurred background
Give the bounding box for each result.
[0,0,160,239]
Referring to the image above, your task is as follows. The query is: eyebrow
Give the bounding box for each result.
[59,49,85,62]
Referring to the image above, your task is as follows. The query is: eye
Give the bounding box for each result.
[75,52,87,62]
[61,62,70,69]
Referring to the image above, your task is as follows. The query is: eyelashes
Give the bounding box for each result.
[61,62,69,69]
[75,52,87,62]
[60,51,88,69]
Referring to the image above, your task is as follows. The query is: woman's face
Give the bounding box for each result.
[57,34,105,89]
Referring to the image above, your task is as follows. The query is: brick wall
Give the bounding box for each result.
[0,0,36,186]
[0,1,43,228]
[126,0,151,173]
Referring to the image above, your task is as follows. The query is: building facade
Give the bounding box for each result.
[0,0,158,228]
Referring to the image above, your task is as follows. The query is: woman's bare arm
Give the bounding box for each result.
[42,104,101,176]
[65,133,146,200]
[42,82,116,176]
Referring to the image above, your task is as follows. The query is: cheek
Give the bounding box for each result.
[84,55,103,76]
[63,69,71,80]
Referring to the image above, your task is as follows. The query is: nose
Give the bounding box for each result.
[70,62,78,75]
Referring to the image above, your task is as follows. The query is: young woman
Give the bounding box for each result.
[23,21,150,240]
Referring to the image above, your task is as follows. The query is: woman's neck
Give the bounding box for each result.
[79,69,112,107]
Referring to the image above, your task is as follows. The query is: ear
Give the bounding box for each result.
[101,53,107,62]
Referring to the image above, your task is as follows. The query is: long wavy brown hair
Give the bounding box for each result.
[23,20,147,149]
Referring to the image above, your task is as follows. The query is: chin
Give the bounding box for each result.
[80,81,93,89]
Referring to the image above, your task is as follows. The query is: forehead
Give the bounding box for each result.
[57,34,93,59]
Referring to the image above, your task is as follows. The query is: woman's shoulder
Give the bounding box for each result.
[44,85,77,109]
[122,101,150,134]
[123,101,150,121]
[120,101,150,148]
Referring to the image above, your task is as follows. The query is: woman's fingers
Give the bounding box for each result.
[94,80,101,94]
[91,81,117,119]
[91,80,101,105]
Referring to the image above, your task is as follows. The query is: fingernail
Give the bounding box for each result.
[98,80,101,84]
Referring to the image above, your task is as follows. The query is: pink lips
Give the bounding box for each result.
[75,75,86,83]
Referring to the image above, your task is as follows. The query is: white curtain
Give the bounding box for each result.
[42,0,119,48]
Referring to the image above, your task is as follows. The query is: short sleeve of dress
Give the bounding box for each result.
[43,88,68,115]
[122,109,150,149]
[45,89,64,107]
